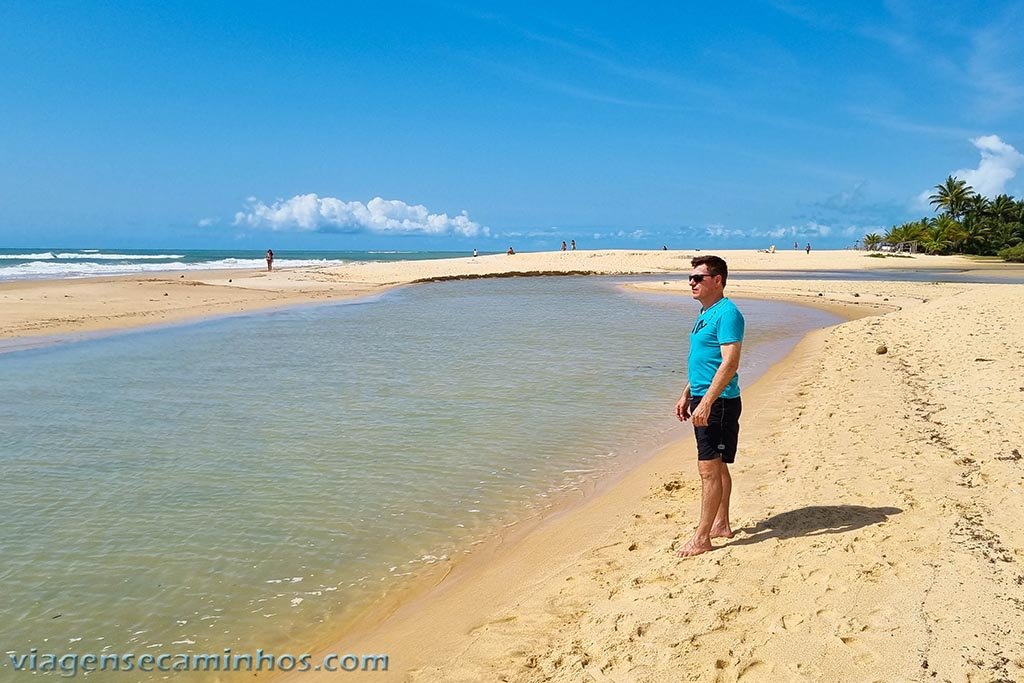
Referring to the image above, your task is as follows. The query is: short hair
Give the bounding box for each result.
[691,255,728,286]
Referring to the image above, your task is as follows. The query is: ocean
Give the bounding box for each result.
[0,248,473,280]
[0,275,842,677]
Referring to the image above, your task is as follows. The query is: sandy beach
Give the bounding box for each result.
[6,251,1024,681]
[0,248,1010,342]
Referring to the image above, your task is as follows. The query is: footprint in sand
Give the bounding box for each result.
[781,613,805,630]
[467,615,518,636]
[737,660,772,680]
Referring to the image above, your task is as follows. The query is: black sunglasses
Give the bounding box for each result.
[688,273,713,283]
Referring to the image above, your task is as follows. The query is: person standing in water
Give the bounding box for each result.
[265,249,274,272]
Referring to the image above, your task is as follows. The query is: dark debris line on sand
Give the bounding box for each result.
[411,270,606,283]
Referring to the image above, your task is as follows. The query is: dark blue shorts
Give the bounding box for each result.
[690,396,742,463]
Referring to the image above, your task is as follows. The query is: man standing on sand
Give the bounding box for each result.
[675,255,744,557]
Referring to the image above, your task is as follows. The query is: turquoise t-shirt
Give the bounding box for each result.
[687,297,744,399]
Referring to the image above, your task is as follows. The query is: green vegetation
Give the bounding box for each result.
[863,176,1024,260]
[998,244,1024,262]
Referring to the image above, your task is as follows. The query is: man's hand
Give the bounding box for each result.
[675,390,692,421]
[690,399,712,427]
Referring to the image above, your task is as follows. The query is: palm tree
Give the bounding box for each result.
[886,220,928,245]
[990,221,1021,252]
[936,215,967,252]
[921,220,953,255]
[904,175,1021,256]
[991,194,1015,223]
[961,220,992,254]
[863,232,882,250]
[1014,199,1024,244]
[964,193,991,222]
[929,176,975,220]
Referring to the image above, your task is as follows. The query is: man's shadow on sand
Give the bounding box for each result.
[726,505,902,546]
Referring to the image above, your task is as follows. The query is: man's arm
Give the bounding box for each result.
[690,342,742,426]
[675,383,692,421]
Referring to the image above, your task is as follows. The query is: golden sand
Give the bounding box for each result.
[1,249,1012,341]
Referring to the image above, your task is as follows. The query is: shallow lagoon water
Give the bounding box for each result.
[0,276,841,665]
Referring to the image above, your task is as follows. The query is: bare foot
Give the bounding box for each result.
[675,536,713,557]
[710,525,734,539]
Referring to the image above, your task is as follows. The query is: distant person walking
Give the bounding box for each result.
[570,240,576,251]
[805,243,811,254]
[675,255,744,557]
[561,241,567,251]
[473,248,478,258]
[794,241,799,250]
[265,249,274,272]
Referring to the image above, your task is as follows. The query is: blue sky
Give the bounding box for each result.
[2,1,1023,251]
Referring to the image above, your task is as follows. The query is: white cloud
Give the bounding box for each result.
[197,217,215,227]
[704,225,748,239]
[491,227,570,241]
[588,229,647,240]
[233,194,487,238]
[702,221,838,241]
[917,135,1024,207]
[913,190,932,212]
[953,135,1024,198]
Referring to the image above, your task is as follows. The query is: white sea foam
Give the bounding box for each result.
[53,252,185,260]
[0,258,346,281]
[0,252,55,260]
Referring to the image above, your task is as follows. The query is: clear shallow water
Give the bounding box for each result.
[0,277,841,668]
